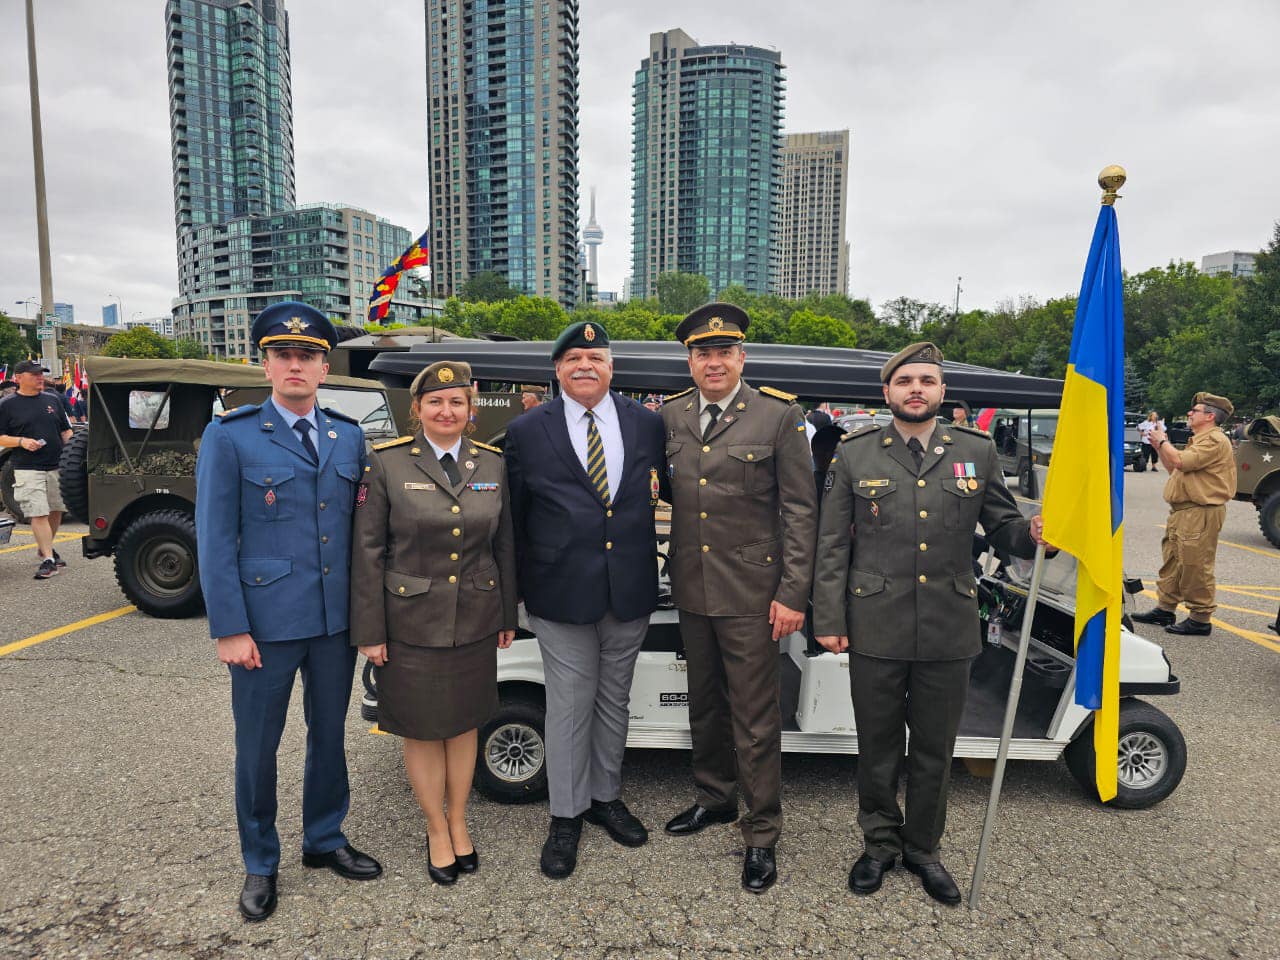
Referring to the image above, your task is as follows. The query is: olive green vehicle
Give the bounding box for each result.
[53,356,398,618]
[1234,415,1280,547]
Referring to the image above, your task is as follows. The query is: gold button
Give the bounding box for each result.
[702,445,711,453]
[702,544,710,553]
[918,575,927,584]
[606,541,613,550]
[321,535,328,543]
[869,489,877,497]
[255,576,262,584]
[969,588,976,596]
[264,478,272,484]
[700,511,708,520]
[449,575,457,584]
[398,585,405,594]
[916,479,925,488]
[488,579,495,586]
[451,528,461,537]
[919,510,927,519]
[855,587,862,595]
[919,543,927,552]
[450,552,459,561]
[451,505,460,514]
[765,555,773,562]
[323,566,330,575]
[699,478,707,486]
[606,509,613,517]
[319,501,327,509]
[746,453,754,461]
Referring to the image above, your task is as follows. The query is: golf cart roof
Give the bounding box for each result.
[84,356,385,391]
[368,340,1064,408]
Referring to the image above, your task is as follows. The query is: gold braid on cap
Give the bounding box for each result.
[260,333,331,350]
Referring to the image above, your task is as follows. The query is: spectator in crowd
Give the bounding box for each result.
[1137,411,1164,471]
[520,385,546,411]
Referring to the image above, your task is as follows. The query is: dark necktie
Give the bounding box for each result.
[439,451,462,487]
[586,410,610,505]
[907,437,924,473]
[703,403,722,442]
[293,418,318,464]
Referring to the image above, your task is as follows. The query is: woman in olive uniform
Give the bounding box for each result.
[351,361,517,885]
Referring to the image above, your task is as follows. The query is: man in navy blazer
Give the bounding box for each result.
[504,321,665,879]
[196,302,381,922]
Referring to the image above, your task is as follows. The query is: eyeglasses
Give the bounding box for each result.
[1188,406,1209,416]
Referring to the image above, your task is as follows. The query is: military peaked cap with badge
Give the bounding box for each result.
[880,341,944,383]
[411,360,473,396]
[251,301,338,353]
[1194,391,1233,418]
[675,303,750,348]
[551,321,609,361]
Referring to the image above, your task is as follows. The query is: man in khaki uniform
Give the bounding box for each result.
[1132,392,1237,636]
[812,342,1046,906]
[659,303,817,894]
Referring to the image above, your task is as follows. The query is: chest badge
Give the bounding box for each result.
[264,489,276,506]
[328,430,338,439]
[649,466,660,505]
[934,446,944,455]
[464,460,475,470]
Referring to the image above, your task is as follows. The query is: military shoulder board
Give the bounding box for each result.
[759,385,798,403]
[471,441,503,454]
[372,436,414,451]
[662,387,696,404]
[840,424,882,443]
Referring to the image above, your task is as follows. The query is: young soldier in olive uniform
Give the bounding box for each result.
[660,303,818,894]
[1132,392,1237,636]
[813,342,1046,906]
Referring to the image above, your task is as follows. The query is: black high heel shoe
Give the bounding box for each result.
[455,848,479,874]
[427,842,459,886]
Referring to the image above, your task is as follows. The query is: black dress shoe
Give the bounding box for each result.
[239,873,277,922]
[539,816,582,879]
[302,844,382,881]
[904,859,962,906]
[1132,607,1176,626]
[848,853,895,895]
[663,803,739,836]
[455,848,479,874]
[1166,618,1212,636]
[584,798,649,847]
[742,846,777,894]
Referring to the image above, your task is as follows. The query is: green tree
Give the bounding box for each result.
[784,309,858,348]
[656,272,711,315]
[0,313,30,368]
[459,271,520,303]
[101,326,177,359]
[1232,224,1280,414]
[175,337,207,359]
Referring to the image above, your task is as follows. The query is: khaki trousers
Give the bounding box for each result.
[1156,503,1226,622]
[678,611,782,847]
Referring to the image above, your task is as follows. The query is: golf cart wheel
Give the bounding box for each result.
[58,426,90,523]
[114,509,205,618]
[1017,459,1033,496]
[360,659,379,722]
[0,458,30,525]
[1257,491,1280,549]
[475,693,548,804]
[1064,699,1186,809]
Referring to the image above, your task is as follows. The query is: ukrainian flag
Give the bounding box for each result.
[1042,198,1125,801]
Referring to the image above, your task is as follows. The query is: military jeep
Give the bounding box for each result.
[1234,415,1280,547]
[59,356,397,618]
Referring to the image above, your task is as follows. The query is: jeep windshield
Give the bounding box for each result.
[317,387,397,440]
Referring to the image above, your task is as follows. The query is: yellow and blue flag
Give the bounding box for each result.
[1041,202,1124,801]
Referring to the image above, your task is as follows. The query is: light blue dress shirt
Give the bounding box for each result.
[274,402,320,458]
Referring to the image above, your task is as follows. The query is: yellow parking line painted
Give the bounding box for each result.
[1218,538,1280,561]
[1141,589,1274,620]
[368,724,389,736]
[0,605,136,657]
[1138,589,1280,653]
[1216,585,1280,604]
[0,533,79,555]
[1219,583,1280,592]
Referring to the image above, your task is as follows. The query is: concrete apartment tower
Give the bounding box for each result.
[777,130,850,298]
[425,0,582,307]
[630,29,784,300]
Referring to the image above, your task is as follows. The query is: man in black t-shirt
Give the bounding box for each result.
[0,360,73,579]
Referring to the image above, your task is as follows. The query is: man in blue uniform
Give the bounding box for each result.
[196,302,381,922]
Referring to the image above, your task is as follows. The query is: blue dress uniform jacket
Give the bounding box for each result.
[504,392,666,625]
[196,399,366,642]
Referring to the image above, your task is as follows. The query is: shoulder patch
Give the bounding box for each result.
[372,435,414,451]
[951,423,992,438]
[215,403,259,423]
[662,387,696,404]
[759,385,798,403]
[471,440,503,454]
[839,424,882,443]
[321,405,359,426]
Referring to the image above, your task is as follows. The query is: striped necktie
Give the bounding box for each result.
[586,410,610,506]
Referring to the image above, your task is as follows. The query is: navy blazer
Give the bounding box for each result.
[505,391,665,625]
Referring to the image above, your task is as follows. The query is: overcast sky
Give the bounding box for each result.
[2,0,1278,326]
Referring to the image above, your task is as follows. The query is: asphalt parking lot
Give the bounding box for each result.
[1,472,1278,959]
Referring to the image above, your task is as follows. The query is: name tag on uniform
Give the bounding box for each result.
[858,479,891,487]
[404,482,436,491]
[468,482,499,492]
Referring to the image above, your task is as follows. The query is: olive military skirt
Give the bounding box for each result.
[374,636,498,741]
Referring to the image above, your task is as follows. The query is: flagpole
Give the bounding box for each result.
[968,542,1047,910]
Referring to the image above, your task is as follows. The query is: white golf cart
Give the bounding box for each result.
[361,341,1186,811]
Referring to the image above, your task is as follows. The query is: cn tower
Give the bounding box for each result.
[583,186,604,293]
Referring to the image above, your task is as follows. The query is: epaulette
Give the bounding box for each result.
[662,387,696,404]
[839,423,882,443]
[215,403,259,423]
[471,440,503,454]
[950,423,991,438]
[758,385,797,403]
[372,435,414,451]
[321,406,359,426]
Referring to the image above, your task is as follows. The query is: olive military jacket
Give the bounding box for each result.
[661,381,818,617]
[812,422,1035,660]
[349,435,518,649]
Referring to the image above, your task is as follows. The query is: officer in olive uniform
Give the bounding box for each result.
[660,303,818,894]
[812,342,1045,906]
[1133,391,1237,636]
[196,302,381,923]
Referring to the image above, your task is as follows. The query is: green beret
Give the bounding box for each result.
[1194,391,1233,417]
[675,303,750,348]
[881,341,944,382]
[551,321,609,361]
[411,360,472,396]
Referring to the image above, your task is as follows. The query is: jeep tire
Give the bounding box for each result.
[1257,490,1280,549]
[114,509,205,618]
[58,425,90,523]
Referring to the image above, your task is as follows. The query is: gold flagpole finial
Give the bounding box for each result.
[1098,165,1126,206]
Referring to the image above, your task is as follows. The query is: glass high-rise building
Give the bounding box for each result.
[777,131,850,299]
[631,29,784,300]
[165,0,295,241]
[425,0,581,307]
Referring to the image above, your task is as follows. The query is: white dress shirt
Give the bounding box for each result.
[563,391,624,498]
[424,435,463,463]
[699,380,743,435]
